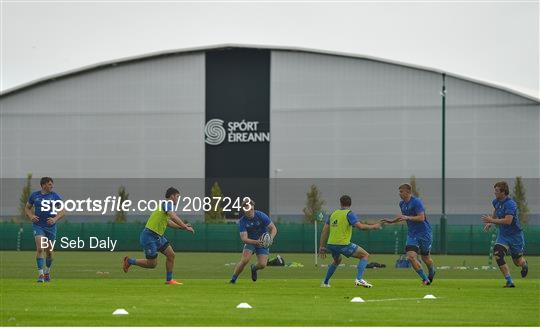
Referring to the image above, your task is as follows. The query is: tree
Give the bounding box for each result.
[18,173,32,222]
[205,182,225,223]
[303,185,325,223]
[512,177,529,225]
[410,175,420,198]
[114,185,129,223]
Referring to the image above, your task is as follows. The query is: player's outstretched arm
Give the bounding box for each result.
[167,212,195,233]
[396,212,426,222]
[379,218,401,224]
[354,221,382,230]
[167,219,183,229]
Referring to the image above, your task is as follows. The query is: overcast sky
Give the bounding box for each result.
[1,1,538,98]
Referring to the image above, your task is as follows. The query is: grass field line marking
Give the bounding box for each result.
[364,297,441,302]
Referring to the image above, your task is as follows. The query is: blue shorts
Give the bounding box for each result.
[406,234,432,255]
[32,224,57,241]
[496,232,525,258]
[243,244,269,256]
[140,228,170,259]
[326,243,359,258]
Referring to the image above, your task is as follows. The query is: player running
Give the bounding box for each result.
[25,177,65,283]
[384,183,435,285]
[229,199,277,284]
[318,195,382,288]
[482,181,528,288]
[123,187,194,285]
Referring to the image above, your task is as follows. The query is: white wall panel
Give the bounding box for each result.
[0,53,205,178]
[270,51,442,179]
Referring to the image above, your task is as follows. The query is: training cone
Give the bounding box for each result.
[112,309,129,315]
[236,303,252,309]
[423,294,437,299]
[350,297,365,303]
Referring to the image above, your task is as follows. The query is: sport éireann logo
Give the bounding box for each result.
[204,119,226,145]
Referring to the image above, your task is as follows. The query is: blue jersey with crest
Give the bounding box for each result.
[399,196,431,237]
[492,197,521,237]
[238,210,272,240]
[28,190,62,227]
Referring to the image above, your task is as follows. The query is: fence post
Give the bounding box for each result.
[314,220,318,266]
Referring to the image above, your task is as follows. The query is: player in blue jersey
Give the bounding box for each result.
[482,181,528,288]
[229,199,277,284]
[25,177,65,282]
[384,183,435,285]
[318,195,382,288]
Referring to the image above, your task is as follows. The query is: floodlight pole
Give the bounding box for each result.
[440,73,448,254]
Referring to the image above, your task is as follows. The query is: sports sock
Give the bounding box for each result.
[251,264,258,272]
[505,274,513,284]
[324,263,337,284]
[166,271,173,282]
[127,258,137,265]
[356,258,368,281]
[36,258,44,275]
[416,268,428,281]
[45,258,53,273]
[428,264,435,276]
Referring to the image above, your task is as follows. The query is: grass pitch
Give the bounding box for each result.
[1,251,539,326]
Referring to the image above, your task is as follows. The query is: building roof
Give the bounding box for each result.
[1,43,538,103]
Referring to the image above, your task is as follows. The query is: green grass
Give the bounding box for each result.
[1,251,539,326]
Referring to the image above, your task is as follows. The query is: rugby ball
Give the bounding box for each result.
[260,232,272,248]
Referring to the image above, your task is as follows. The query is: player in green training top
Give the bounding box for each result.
[123,187,194,284]
[319,195,382,288]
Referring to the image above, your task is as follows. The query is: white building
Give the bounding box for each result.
[1,45,538,218]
